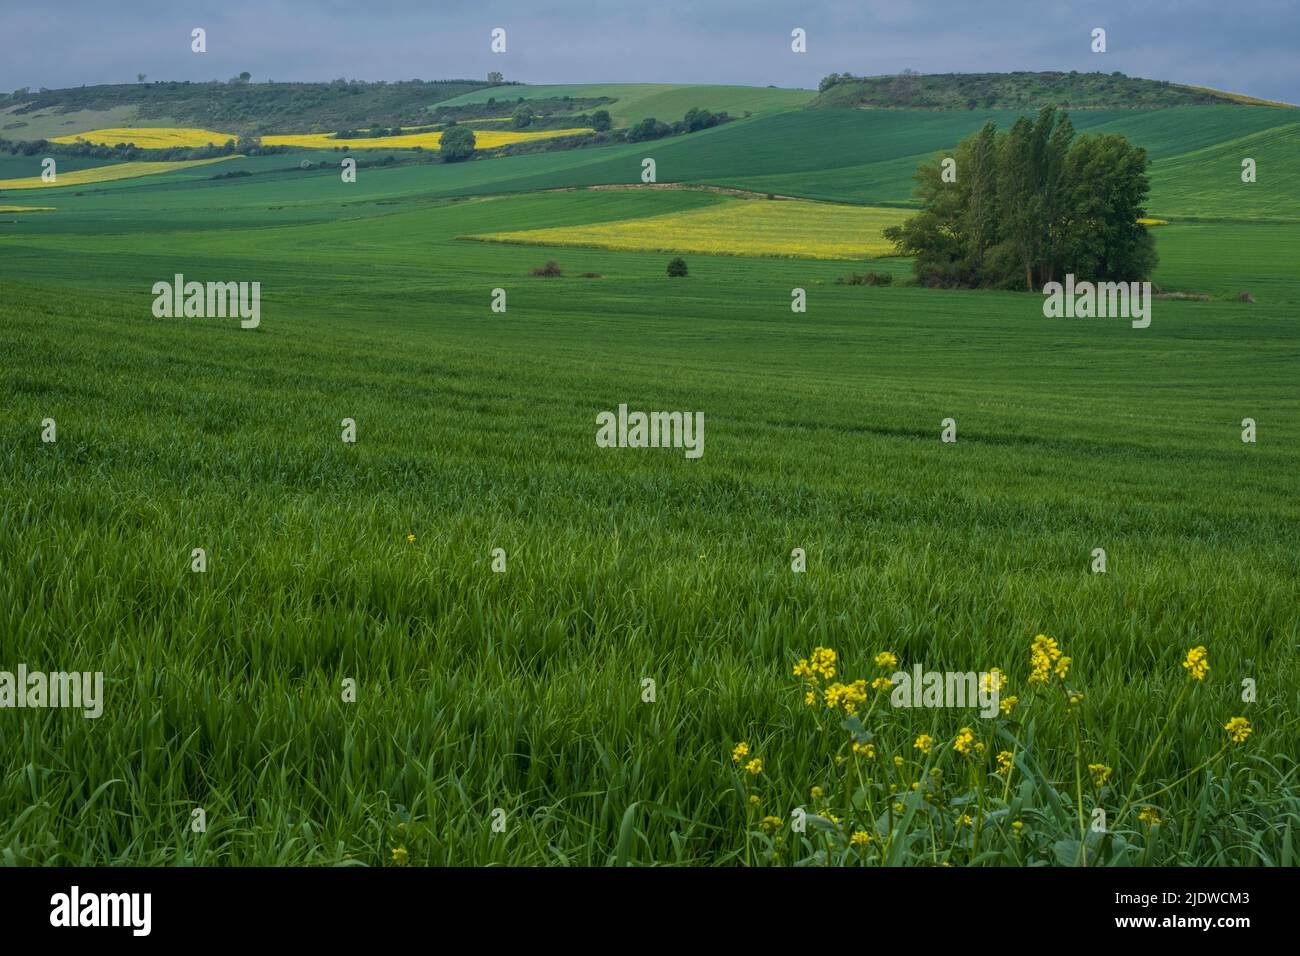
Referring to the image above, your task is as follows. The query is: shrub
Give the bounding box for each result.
[666,257,688,277]
[530,260,562,277]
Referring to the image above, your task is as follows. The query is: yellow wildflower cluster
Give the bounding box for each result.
[794,646,837,682]
[1183,646,1209,681]
[913,734,934,755]
[823,679,869,715]
[996,750,1015,775]
[1029,634,1069,685]
[953,727,976,756]
[1089,763,1112,788]
[1224,716,1252,744]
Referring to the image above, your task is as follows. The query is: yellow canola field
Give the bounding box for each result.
[472,197,910,260]
[261,127,592,149]
[51,125,591,152]
[51,127,235,148]
[0,156,239,190]
[0,205,56,211]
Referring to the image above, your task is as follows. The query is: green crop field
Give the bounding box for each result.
[437,82,816,126]
[2,77,1299,868]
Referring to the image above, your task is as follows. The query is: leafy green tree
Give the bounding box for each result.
[511,104,532,129]
[439,124,476,161]
[666,257,688,277]
[590,109,612,132]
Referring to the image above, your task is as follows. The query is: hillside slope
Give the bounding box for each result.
[812,70,1294,110]
[436,83,815,125]
[0,79,494,138]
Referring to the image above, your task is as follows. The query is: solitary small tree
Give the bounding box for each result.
[439,124,476,162]
[510,104,532,129]
[137,73,147,84]
[667,257,688,277]
[590,109,612,132]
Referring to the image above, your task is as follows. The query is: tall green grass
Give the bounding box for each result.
[1,149,1297,867]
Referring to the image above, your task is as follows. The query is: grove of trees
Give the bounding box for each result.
[883,107,1156,290]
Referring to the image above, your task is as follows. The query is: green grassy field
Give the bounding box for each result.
[437,82,816,126]
[2,92,1298,867]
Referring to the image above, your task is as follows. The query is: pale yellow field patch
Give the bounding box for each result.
[470,197,910,260]
[51,126,236,148]
[0,156,239,189]
[48,124,590,152]
[262,127,591,149]
[0,205,56,212]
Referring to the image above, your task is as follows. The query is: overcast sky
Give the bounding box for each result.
[3,0,1297,103]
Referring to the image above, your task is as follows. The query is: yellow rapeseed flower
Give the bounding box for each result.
[1000,695,1019,715]
[850,830,874,847]
[996,750,1014,775]
[875,651,898,669]
[731,742,749,763]
[871,676,893,691]
[1139,806,1162,827]
[745,758,763,776]
[747,794,759,806]
[1183,646,1209,681]
[390,846,409,865]
[914,734,934,755]
[405,533,416,543]
[853,741,876,759]
[759,815,782,833]
[953,727,976,756]
[810,786,824,800]
[1224,716,1252,744]
[810,646,837,680]
[1089,763,1112,788]
[1029,634,1062,686]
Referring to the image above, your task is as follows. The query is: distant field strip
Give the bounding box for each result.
[0,205,55,212]
[263,127,592,149]
[0,156,238,189]
[51,126,235,147]
[469,197,908,259]
[52,125,592,151]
